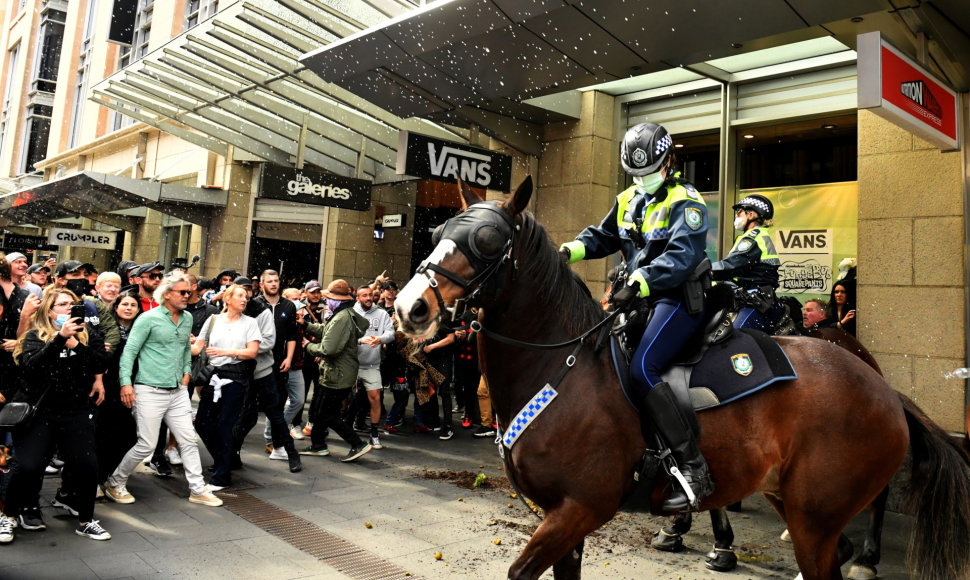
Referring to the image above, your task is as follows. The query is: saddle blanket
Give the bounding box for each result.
[613,328,798,411]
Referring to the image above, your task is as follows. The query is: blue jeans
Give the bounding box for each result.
[630,298,704,394]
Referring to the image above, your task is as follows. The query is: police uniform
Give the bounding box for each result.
[569,175,708,390]
[713,227,782,331]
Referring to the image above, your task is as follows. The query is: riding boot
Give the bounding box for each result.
[640,381,714,512]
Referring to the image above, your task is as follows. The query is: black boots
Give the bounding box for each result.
[283,439,303,473]
[640,382,713,512]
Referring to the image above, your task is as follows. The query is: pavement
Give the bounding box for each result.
[0,420,915,580]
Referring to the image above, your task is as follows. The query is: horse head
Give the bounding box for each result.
[396,176,533,337]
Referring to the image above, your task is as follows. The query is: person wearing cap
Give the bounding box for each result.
[293,280,326,434]
[6,253,34,298]
[23,263,46,299]
[130,262,163,311]
[300,279,371,462]
[115,260,137,288]
[712,194,784,332]
[557,122,713,512]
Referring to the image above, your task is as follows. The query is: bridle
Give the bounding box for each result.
[415,202,621,350]
[414,202,517,325]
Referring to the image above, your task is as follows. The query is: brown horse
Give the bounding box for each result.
[653,324,890,578]
[395,177,970,580]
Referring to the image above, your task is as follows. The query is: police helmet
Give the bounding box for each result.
[732,194,774,221]
[620,122,673,176]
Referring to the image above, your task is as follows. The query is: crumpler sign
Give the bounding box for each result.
[396,131,513,192]
[858,31,959,150]
[260,165,371,211]
[48,228,118,250]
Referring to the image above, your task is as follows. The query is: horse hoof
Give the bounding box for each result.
[705,548,738,572]
[779,528,792,542]
[650,531,684,552]
[847,565,877,580]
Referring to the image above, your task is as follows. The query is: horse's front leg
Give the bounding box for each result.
[705,508,738,571]
[651,512,691,552]
[508,499,600,580]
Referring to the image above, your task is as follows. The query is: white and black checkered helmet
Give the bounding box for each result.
[620,122,673,176]
[732,194,774,220]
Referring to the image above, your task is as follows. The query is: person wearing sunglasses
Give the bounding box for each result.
[103,271,222,508]
[129,262,164,312]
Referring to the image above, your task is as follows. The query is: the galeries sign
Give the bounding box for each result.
[260,165,372,211]
[48,227,118,250]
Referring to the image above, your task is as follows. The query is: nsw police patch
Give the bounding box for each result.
[737,238,754,252]
[684,207,703,231]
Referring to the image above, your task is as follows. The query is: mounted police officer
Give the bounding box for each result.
[559,122,713,512]
[712,195,784,332]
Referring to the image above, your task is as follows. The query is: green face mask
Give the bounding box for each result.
[632,170,665,194]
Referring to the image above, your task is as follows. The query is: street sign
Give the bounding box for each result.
[382,214,406,228]
[396,131,513,192]
[858,32,959,150]
[260,164,372,211]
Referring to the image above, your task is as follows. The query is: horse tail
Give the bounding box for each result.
[899,393,970,579]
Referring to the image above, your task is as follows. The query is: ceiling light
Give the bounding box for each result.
[674,143,684,148]
[851,16,864,23]
[743,134,755,139]
[821,124,837,130]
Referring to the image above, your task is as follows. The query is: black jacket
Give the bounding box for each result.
[185,299,219,336]
[17,326,108,415]
[255,295,297,365]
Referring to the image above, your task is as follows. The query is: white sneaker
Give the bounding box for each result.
[0,516,14,543]
[369,435,383,450]
[268,447,288,461]
[104,484,135,504]
[290,427,306,440]
[189,488,223,507]
[165,447,183,466]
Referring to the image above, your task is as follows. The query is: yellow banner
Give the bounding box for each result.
[737,182,857,300]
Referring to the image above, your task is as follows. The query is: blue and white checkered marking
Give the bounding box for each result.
[502,384,558,448]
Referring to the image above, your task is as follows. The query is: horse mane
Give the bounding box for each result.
[513,210,606,335]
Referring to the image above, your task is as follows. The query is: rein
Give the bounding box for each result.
[470,309,620,351]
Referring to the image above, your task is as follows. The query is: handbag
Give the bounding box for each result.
[0,381,53,429]
[0,402,36,429]
[190,315,219,386]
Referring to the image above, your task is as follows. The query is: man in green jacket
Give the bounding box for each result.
[300,279,371,462]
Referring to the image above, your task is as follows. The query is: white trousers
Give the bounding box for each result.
[108,384,206,495]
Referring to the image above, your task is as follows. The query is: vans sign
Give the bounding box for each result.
[260,165,371,211]
[396,131,513,192]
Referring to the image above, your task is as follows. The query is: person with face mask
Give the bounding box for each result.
[558,122,713,512]
[711,195,784,333]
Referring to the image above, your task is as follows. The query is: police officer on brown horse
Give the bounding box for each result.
[559,122,713,511]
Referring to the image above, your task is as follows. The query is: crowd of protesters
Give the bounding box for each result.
[0,254,496,545]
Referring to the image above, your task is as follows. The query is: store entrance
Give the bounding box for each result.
[249,222,321,288]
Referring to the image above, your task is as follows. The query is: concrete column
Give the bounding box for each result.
[202,163,253,279]
[856,110,966,431]
[536,91,618,295]
[323,181,417,287]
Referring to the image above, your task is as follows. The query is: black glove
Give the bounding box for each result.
[611,281,640,311]
[559,246,571,262]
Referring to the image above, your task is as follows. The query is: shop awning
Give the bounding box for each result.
[0,171,228,228]
[301,0,970,125]
[92,0,468,184]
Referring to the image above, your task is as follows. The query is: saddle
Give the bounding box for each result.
[610,283,797,413]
